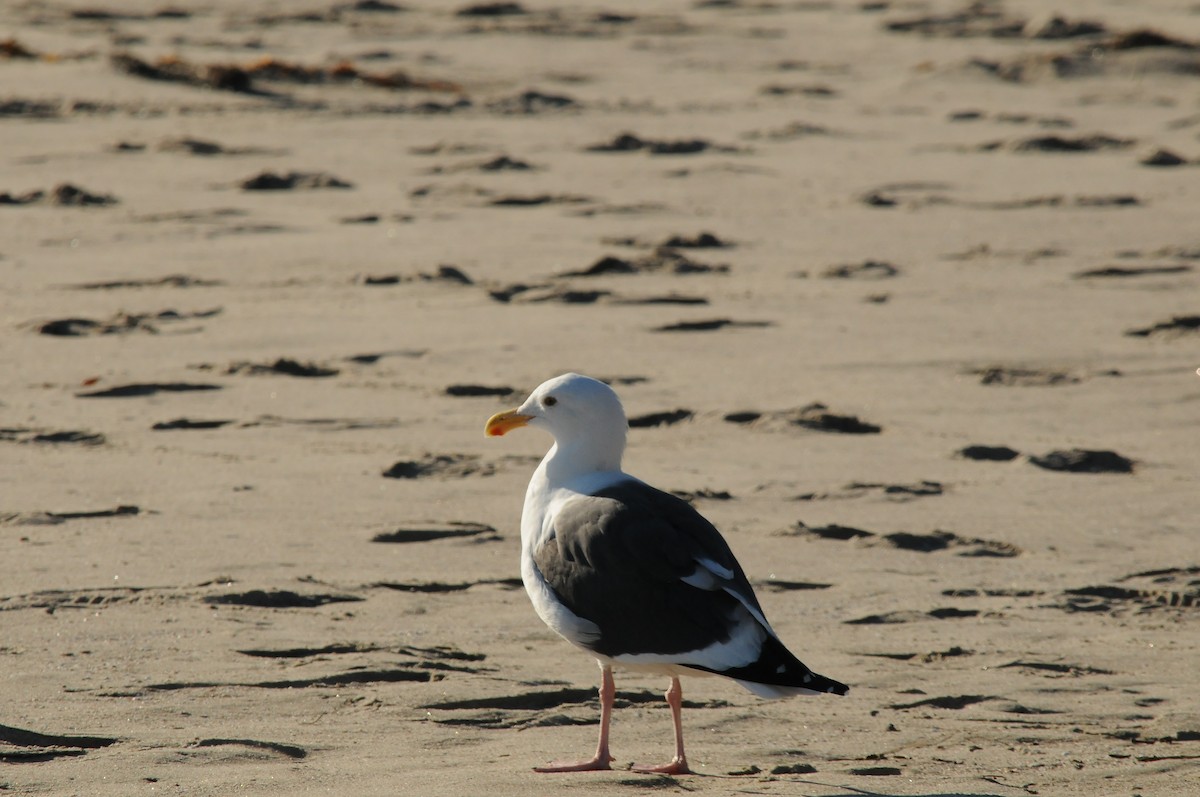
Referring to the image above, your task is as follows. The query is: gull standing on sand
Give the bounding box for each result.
[485,373,847,774]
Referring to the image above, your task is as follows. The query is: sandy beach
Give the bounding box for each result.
[3,0,1199,794]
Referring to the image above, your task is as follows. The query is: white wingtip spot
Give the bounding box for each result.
[695,556,734,581]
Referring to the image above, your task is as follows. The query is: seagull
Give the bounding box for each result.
[485,373,847,774]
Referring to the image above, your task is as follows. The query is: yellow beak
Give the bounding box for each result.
[485,408,532,437]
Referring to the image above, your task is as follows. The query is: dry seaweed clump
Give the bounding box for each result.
[883,3,1200,82]
[0,184,116,206]
[968,28,1200,82]
[1,37,38,59]
[111,52,462,95]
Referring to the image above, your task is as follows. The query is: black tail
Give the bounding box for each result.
[690,635,849,698]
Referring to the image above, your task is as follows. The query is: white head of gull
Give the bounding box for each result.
[491,372,628,484]
[486,373,847,774]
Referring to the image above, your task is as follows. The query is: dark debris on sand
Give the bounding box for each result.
[725,404,882,434]
[1139,148,1190,167]
[661,232,731,248]
[1075,265,1193,279]
[37,308,220,337]
[960,24,1200,83]
[77,383,221,398]
[444,384,517,398]
[1028,448,1135,474]
[973,366,1082,386]
[382,453,497,480]
[1125,315,1200,338]
[627,409,693,428]
[486,89,578,114]
[152,418,234,431]
[822,260,900,279]
[793,480,944,502]
[251,0,407,24]
[203,590,363,608]
[222,358,340,378]
[586,132,731,155]
[1,183,116,207]
[789,403,881,434]
[959,444,1021,461]
[112,52,462,95]
[70,274,223,290]
[360,265,474,286]
[488,193,589,207]
[1,506,140,525]
[112,52,257,93]
[372,522,498,544]
[472,155,535,171]
[1058,575,1200,613]
[787,522,1019,557]
[884,4,1118,42]
[240,171,353,190]
[457,2,526,16]
[1010,134,1134,153]
[560,248,730,277]
[1,428,106,446]
[652,318,772,333]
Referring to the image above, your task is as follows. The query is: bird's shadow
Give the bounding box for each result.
[621,773,1008,797]
[803,791,1006,797]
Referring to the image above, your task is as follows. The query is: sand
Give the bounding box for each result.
[2,0,1199,794]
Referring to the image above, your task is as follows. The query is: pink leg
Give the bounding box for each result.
[631,677,691,775]
[534,664,616,773]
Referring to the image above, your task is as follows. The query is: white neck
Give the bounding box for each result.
[521,438,627,554]
[543,438,624,485]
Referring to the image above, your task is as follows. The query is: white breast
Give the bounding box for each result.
[518,459,627,650]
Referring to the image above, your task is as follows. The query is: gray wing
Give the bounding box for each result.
[531,480,769,658]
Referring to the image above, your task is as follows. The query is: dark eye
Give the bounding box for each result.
[543,395,557,407]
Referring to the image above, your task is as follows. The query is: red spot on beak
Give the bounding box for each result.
[485,410,531,438]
